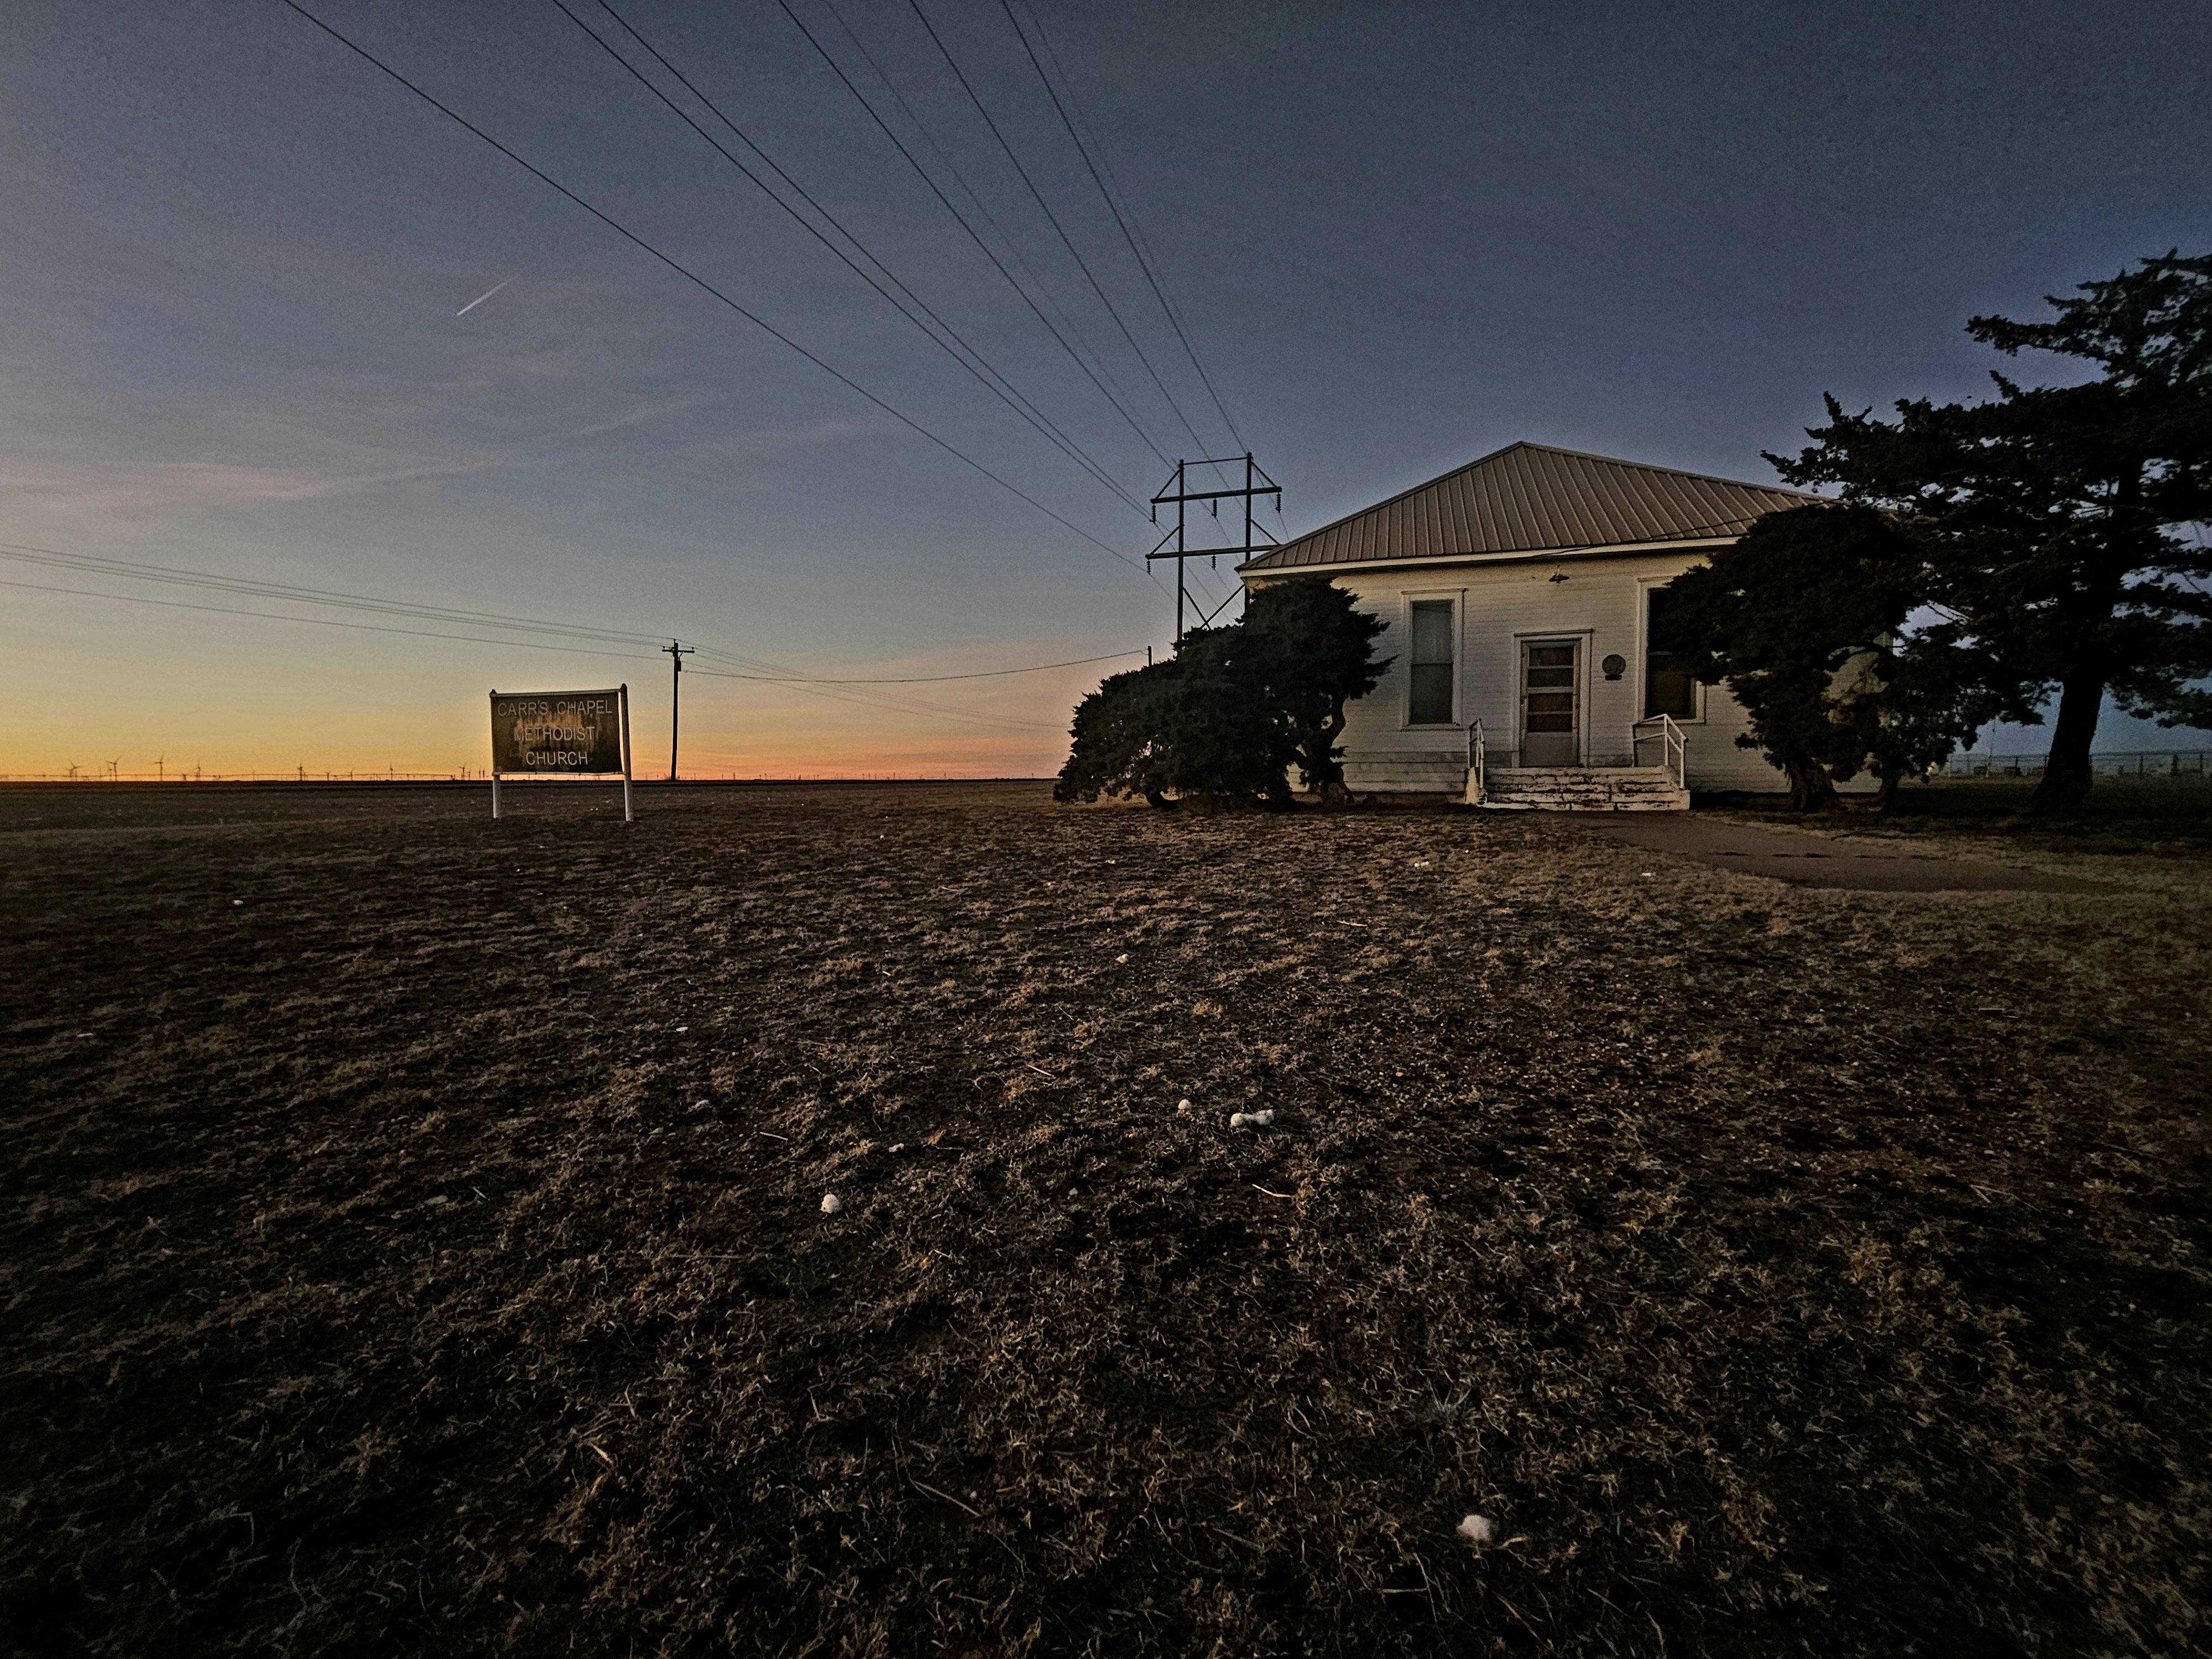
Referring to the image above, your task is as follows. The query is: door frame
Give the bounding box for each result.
[1514,629,1592,766]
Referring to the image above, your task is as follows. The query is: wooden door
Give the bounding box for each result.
[1522,640,1580,766]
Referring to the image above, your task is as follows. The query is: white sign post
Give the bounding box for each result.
[487,685,635,821]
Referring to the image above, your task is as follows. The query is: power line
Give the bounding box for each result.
[1000,0,1248,455]
[1016,0,1244,462]
[679,628,1115,726]
[901,0,1217,457]
[0,575,650,659]
[0,541,672,649]
[9,574,1066,733]
[555,0,1146,514]
[680,666,1059,728]
[682,648,1062,729]
[1,544,1124,729]
[273,0,1145,577]
[771,0,1171,471]
[815,0,1159,460]
[688,648,1140,683]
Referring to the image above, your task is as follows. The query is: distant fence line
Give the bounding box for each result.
[0,770,1043,785]
[1943,751,2211,779]
[9,755,2205,785]
[0,770,482,784]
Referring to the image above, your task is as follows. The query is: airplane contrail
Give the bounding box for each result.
[456,274,520,316]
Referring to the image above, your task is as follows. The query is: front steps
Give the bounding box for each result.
[1473,765,1689,812]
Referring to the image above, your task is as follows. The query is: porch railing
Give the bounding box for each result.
[1464,719,1486,805]
[1632,713,1687,792]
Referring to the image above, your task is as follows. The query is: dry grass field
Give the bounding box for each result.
[3,782,2208,1657]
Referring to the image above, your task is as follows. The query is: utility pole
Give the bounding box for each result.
[663,639,695,781]
[1149,454,1282,646]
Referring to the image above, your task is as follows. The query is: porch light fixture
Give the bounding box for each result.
[1601,654,1626,680]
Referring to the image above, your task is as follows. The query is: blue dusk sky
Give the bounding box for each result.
[2,0,2205,775]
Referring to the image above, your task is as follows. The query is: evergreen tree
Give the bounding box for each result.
[1834,632,2009,810]
[1769,252,2212,811]
[1237,580,1390,803]
[1053,580,1387,809]
[1667,504,1991,809]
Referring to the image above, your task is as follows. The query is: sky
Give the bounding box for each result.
[3,0,2206,778]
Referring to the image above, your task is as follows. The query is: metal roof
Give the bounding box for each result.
[1239,442,1820,572]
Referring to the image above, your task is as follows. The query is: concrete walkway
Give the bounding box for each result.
[1567,812,2100,893]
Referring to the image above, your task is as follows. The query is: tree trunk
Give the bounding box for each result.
[1785,759,1840,811]
[2031,670,2106,813]
[2032,478,2135,815]
[1875,771,1900,813]
[1305,701,1351,805]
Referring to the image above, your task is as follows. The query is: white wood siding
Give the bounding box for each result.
[1254,552,1868,794]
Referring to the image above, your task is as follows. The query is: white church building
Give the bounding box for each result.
[1238,442,1825,808]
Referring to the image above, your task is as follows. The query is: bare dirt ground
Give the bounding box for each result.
[3,782,2208,1657]
[1708,777,2212,861]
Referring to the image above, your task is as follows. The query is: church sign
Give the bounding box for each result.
[488,686,633,820]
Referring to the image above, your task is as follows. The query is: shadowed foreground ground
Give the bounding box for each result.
[3,782,2207,1656]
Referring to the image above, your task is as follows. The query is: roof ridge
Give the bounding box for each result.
[1507,442,1823,500]
[1243,441,1823,572]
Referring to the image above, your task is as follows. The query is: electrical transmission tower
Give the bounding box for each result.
[1148,455,1281,644]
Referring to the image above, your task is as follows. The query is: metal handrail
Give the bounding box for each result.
[1465,718,1486,805]
[1632,713,1687,792]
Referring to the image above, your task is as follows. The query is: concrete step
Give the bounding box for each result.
[1490,786,1683,798]
[1474,764,1689,812]
[1486,787,1672,801]
[1482,794,1688,812]
[1486,774,1672,787]
[1486,789,1683,799]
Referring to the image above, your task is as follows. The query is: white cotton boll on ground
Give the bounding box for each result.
[1177,1099,1192,1113]
[820,1193,843,1215]
[1457,1514,1496,1546]
[1229,1110,1276,1130]
[887,1143,905,1155]
[1115,953,1129,964]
